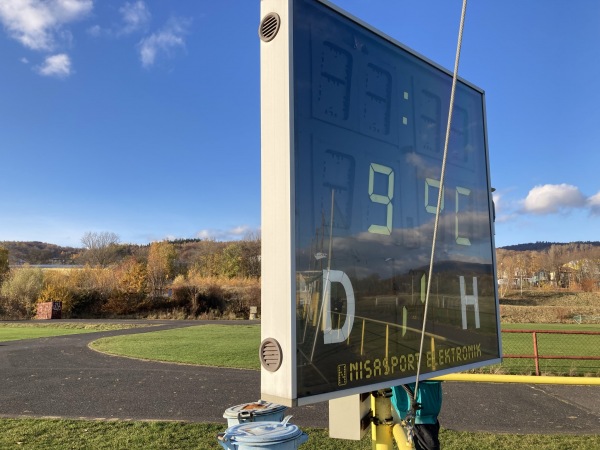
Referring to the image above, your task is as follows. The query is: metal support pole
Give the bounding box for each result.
[392,423,415,449]
[371,389,394,450]
[532,331,540,376]
[433,373,600,385]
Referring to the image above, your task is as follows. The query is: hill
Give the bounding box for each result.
[499,241,600,252]
[0,241,80,265]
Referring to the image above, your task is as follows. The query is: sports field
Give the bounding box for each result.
[1,322,598,449]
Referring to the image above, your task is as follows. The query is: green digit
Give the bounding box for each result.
[368,163,394,235]
[455,186,471,246]
[425,178,444,214]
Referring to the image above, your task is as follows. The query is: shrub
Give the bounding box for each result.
[0,266,44,318]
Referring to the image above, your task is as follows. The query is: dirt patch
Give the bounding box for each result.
[500,290,600,323]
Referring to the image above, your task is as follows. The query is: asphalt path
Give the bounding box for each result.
[0,320,599,435]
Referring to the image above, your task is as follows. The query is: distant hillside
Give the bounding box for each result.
[4,239,600,265]
[0,241,80,265]
[500,241,600,252]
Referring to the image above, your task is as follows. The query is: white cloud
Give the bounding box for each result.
[38,53,71,78]
[588,192,600,216]
[86,24,101,37]
[138,17,189,68]
[0,0,92,51]
[196,226,260,241]
[521,184,586,215]
[119,1,150,35]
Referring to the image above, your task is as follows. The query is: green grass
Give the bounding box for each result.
[89,323,600,375]
[502,323,600,331]
[0,322,152,343]
[90,324,261,370]
[3,324,599,448]
[495,323,600,376]
[0,419,600,450]
[14,321,597,375]
[0,418,596,449]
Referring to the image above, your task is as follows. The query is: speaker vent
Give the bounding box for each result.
[260,338,282,372]
[259,13,281,42]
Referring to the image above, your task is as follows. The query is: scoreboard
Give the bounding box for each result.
[260,0,501,406]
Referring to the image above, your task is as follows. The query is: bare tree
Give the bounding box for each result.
[80,231,121,267]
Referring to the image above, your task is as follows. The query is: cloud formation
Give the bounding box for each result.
[138,17,189,68]
[119,1,150,35]
[38,53,72,77]
[521,184,587,215]
[588,192,600,216]
[196,225,260,241]
[86,1,149,38]
[1,0,190,74]
[0,0,92,51]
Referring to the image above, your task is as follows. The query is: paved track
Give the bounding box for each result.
[0,320,599,435]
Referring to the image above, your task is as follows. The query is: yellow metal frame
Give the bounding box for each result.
[432,373,600,385]
[370,373,600,449]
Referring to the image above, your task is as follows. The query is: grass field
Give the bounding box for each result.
[0,418,598,450]
[90,324,261,369]
[3,321,600,448]
[90,322,600,376]
[0,322,152,343]
[486,323,600,376]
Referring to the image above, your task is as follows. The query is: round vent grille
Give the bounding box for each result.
[259,338,282,372]
[259,13,281,42]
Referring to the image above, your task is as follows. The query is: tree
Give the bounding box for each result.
[80,231,120,267]
[220,242,242,278]
[0,266,44,318]
[38,271,73,311]
[171,264,206,314]
[68,266,117,315]
[147,241,177,298]
[547,244,569,288]
[116,257,147,295]
[0,246,9,283]
[239,237,261,278]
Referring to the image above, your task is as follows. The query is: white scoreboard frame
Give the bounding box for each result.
[259,0,501,407]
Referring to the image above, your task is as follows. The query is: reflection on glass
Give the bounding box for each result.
[294,0,499,401]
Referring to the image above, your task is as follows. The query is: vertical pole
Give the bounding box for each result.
[361,319,365,356]
[392,424,415,449]
[385,324,389,361]
[532,331,540,376]
[371,390,394,450]
[431,336,436,371]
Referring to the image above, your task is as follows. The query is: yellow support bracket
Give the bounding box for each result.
[432,373,600,385]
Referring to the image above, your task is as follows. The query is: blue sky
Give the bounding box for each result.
[0,0,599,249]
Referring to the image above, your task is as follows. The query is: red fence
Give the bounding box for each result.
[503,329,600,376]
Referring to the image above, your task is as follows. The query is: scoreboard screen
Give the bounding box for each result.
[260,0,501,406]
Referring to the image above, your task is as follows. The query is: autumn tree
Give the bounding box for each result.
[171,264,206,314]
[147,241,177,298]
[239,237,261,278]
[80,231,121,267]
[69,266,117,315]
[0,246,9,283]
[116,257,148,295]
[220,242,242,278]
[0,266,44,318]
[545,244,570,288]
[38,270,73,311]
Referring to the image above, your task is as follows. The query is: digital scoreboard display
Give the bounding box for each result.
[260,0,501,406]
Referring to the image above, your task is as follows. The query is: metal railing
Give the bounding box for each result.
[502,329,600,376]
